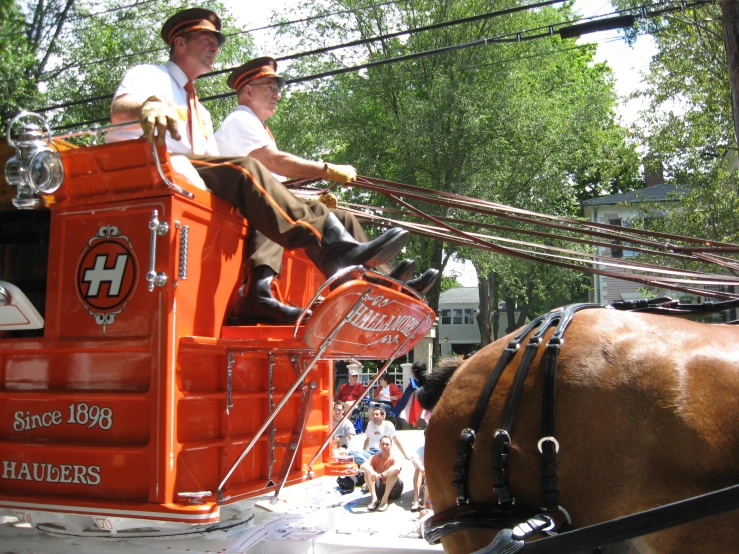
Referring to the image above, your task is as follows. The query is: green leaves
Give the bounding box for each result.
[267,0,633,338]
[1,0,256,133]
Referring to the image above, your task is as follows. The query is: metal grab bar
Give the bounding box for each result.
[217,288,374,495]
[306,311,433,472]
[151,144,194,199]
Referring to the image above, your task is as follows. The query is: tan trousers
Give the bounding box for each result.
[189,155,327,249]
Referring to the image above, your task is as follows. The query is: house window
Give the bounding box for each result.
[453,308,463,325]
[609,217,637,258]
[441,307,478,325]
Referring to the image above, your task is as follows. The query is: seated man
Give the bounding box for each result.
[360,435,403,512]
[107,8,410,325]
[336,366,364,405]
[351,404,409,466]
[216,57,438,323]
[331,400,356,449]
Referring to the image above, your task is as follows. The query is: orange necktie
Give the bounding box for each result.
[264,124,275,143]
[184,80,206,155]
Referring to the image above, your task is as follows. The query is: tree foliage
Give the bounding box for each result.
[613,0,739,245]
[1,0,255,133]
[270,0,637,347]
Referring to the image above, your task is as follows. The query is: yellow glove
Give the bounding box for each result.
[317,192,338,209]
[140,96,180,145]
[325,163,357,183]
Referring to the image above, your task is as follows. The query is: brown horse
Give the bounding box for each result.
[418,307,739,554]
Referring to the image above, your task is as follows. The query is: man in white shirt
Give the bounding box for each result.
[215,58,439,323]
[108,8,411,324]
[351,405,409,466]
[331,401,356,449]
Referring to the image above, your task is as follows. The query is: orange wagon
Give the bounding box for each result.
[0,114,434,534]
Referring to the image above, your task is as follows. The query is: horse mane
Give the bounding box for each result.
[416,357,463,410]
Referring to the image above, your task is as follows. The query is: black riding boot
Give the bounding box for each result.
[306,213,409,278]
[387,259,416,282]
[407,268,439,295]
[230,265,306,325]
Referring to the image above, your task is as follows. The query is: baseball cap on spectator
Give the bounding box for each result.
[348,367,360,376]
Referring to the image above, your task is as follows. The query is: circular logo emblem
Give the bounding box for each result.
[77,239,137,311]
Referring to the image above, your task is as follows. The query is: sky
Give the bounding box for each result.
[222,0,658,286]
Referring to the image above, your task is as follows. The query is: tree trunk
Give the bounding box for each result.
[476,269,498,346]
[515,280,534,328]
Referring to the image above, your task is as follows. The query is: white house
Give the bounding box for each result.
[438,287,516,357]
[581,183,679,304]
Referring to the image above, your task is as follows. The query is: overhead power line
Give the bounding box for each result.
[33,0,576,113]
[0,0,172,41]
[48,0,712,131]
[8,0,407,75]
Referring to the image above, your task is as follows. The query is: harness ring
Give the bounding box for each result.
[537,436,559,454]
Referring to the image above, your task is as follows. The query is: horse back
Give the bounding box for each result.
[426,308,739,553]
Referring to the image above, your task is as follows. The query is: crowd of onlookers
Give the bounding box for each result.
[331,360,430,516]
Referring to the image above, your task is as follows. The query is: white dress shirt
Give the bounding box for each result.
[106,61,218,190]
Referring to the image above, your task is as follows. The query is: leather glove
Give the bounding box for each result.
[140,96,180,145]
[317,192,338,209]
[325,163,357,183]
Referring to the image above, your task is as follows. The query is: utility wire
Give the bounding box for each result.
[0,0,172,41]
[7,0,406,73]
[198,2,707,97]
[49,0,712,130]
[33,0,593,112]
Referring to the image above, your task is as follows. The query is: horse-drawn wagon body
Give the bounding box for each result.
[0,120,435,539]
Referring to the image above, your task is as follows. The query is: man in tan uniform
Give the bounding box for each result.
[215,58,439,323]
[109,8,411,325]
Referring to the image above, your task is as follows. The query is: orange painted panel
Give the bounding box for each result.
[47,202,167,339]
[0,444,150,501]
[303,280,435,358]
[0,396,150,445]
[2,349,152,392]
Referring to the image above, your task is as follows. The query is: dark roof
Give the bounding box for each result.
[439,287,479,304]
[581,183,681,206]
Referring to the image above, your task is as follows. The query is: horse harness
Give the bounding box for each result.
[422,298,739,553]
[422,303,601,550]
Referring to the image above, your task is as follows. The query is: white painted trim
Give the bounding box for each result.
[0,500,219,521]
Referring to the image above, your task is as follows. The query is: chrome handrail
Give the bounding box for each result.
[151,144,195,199]
[217,287,374,494]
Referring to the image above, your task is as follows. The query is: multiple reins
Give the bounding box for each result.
[287,175,739,300]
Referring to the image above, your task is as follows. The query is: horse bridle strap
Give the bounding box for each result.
[453,304,602,509]
[452,315,545,504]
[421,502,538,545]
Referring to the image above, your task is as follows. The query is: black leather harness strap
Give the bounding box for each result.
[539,303,600,513]
[422,502,536,545]
[426,300,739,549]
[493,317,551,509]
[519,483,739,553]
[452,317,546,504]
[449,304,602,534]
[610,296,739,316]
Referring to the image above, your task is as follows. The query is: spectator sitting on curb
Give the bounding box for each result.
[351,405,410,466]
[360,436,403,512]
[410,436,425,511]
[336,366,364,405]
[331,400,356,449]
[334,359,362,396]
